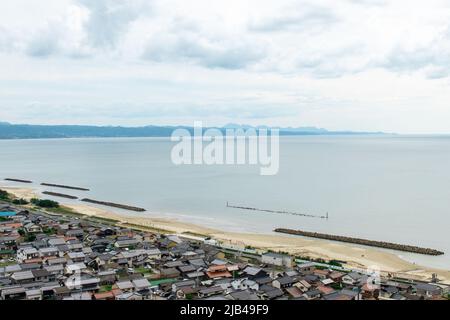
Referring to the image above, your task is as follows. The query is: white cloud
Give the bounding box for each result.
[142,23,266,70]
[0,0,450,133]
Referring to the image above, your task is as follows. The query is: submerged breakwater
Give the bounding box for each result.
[227,202,328,219]
[81,198,146,212]
[41,183,89,191]
[42,191,78,200]
[274,228,444,256]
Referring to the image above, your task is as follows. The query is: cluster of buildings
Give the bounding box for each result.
[0,204,449,301]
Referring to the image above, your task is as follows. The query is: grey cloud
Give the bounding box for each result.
[383,48,432,71]
[348,0,387,6]
[384,50,450,79]
[382,28,450,79]
[249,4,338,32]
[295,45,369,78]
[0,27,15,52]
[25,30,60,58]
[143,33,266,70]
[76,0,151,49]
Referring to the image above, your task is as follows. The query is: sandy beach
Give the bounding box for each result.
[2,185,450,283]
[1,186,38,200]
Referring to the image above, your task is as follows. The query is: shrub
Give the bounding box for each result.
[0,190,10,200]
[43,227,56,235]
[12,198,29,205]
[30,198,59,208]
[24,234,36,242]
[328,260,344,267]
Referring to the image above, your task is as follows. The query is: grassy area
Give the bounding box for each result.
[182,231,209,238]
[0,260,16,267]
[99,285,113,293]
[117,270,129,279]
[135,267,153,275]
[43,227,57,235]
[89,216,120,224]
[120,222,171,234]
[45,205,83,216]
[44,206,120,225]
[149,278,177,286]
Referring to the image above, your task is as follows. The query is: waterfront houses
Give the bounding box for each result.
[0,204,448,301]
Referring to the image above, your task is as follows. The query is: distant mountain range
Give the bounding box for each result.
[0,122,385,139]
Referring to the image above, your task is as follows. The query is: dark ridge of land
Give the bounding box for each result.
[0,122,387,139]
[42,191,78,200]
[5,178,33,183]
[41,183,90,191]
[81,198,146,212]
[274,228,444,256]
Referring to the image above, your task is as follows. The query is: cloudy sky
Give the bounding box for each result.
[1,0,450,133]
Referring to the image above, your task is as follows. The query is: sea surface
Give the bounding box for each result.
[0,135,449,270]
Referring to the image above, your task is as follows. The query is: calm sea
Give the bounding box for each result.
[0,136,449,269]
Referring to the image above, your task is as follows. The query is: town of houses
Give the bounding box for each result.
[1,205,449,301]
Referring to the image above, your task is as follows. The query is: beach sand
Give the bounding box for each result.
[2,185,450,283]
[66,203,450,284]
[0,186,38,200]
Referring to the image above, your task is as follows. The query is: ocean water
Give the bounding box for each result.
[0,135,449,270]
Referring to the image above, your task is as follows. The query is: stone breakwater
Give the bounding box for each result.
[42,191,78,200]
[274,228,444,256]
[41,183,90,191]
[5,178,33,183]
[81,198,146,212]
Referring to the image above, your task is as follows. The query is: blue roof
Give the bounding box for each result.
[0,212,17,217]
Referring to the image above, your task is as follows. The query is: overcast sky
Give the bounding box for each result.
[1,0,450,133]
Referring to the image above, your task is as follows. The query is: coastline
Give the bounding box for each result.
[2,185,450,284]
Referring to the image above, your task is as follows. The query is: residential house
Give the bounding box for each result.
[261,252,293,268]
[39,247,60,259]
[66,251,86,263]
[65,275,100,292]
[132,278,151,295]
[11,271,34,284]
[17,247,39,263]
[24,223,42,234]
[114,280,134,293]
[297,262,316,275]
[206,265,232,279]
[272,276,295,289]
[243,266,268,280]
[342,272,365,286]
[198,286,225,298]
[414,283,443,298]
[160,268,181,279]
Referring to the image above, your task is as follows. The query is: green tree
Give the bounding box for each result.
[0,189,10,200]
[24,234,36,242]
[31,198,59,208]
[12,198,29,205]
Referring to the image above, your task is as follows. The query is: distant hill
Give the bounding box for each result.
[0,122,384,139]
